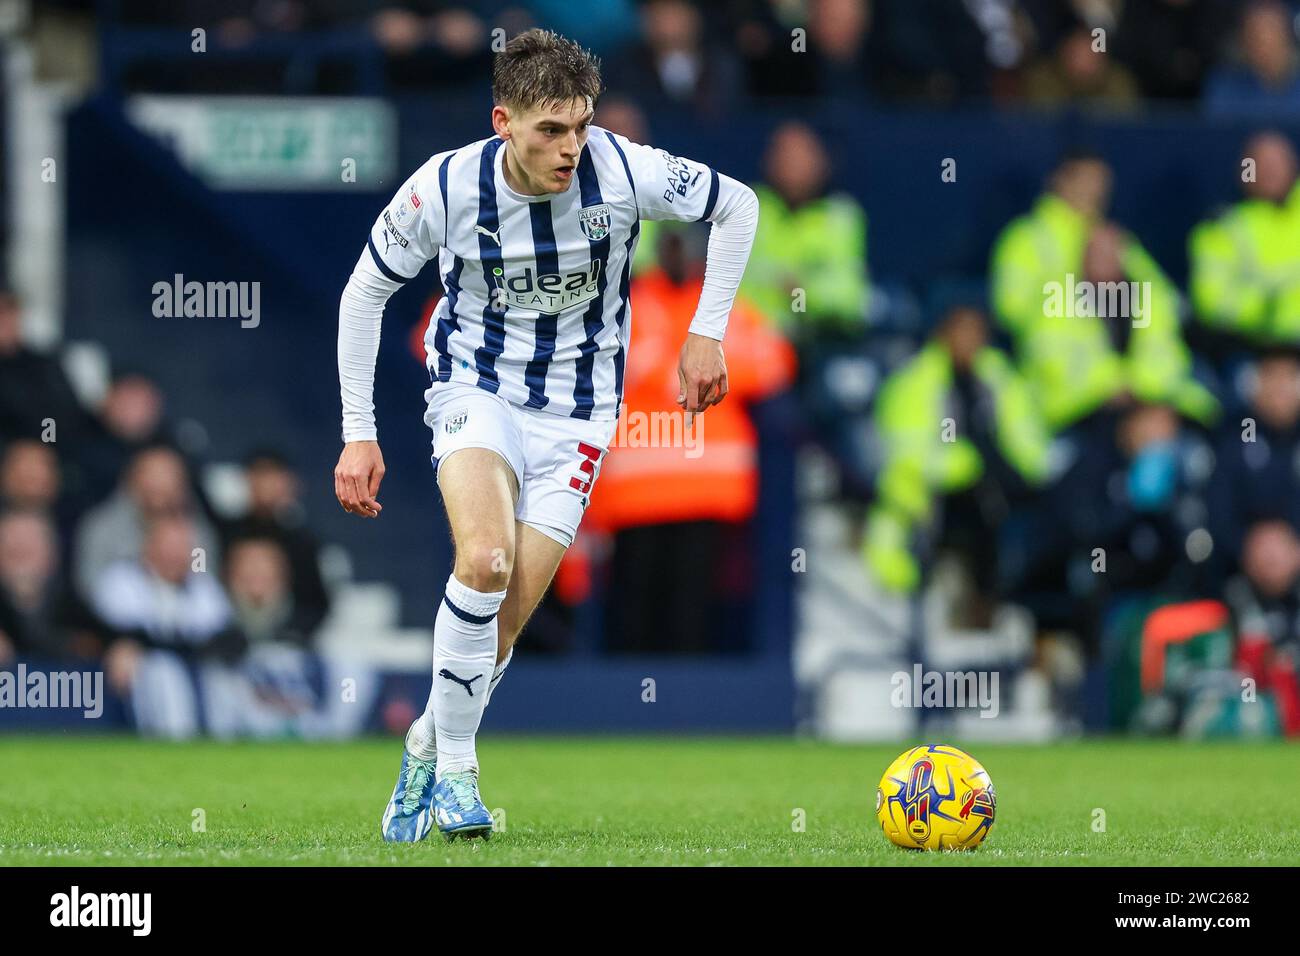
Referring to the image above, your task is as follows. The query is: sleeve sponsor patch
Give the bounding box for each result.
[394,182,421,228]
[657,150,705,206]
[382,210,409,249]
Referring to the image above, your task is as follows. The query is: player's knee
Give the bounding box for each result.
[454,541,513,593]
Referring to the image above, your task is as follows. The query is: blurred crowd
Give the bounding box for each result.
[0,289,361,736]
[6,1,1300,739]
[31,0,1300,118]
[683,102,1299,734]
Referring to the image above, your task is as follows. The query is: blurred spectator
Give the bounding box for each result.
[990,153,1211,432]
[804,0,878,100]
[992,149,1112,341]
[607,0,742,118]
[92,513,233,653]
[0,510,104,664]
[1204,0,1300,119]
[1223,519,1300,734]
[740,120,869,498]
[223,535,311,648]
[88,370,168,474]
[87,512,360,739]
[1022,20,1142,112]
[58,368,174,520]
[0,438,84,561]
[736,0,880,102]
[207,532,365,738]
[118,0,332,92]
[91,513,240,737]
[862,303,1050,596]
[1114,0,1238,102]
[371,2,496,92]
[1038,404,1212,637]
[0,439,60,514]
[220,448,331,637]
[99,0,1266,110]
[1001,399,1217,665]
[1059,222,1215,429]
[1087,223,1217,426]
[1236,521,1300,617]
[741,121,869,342]
[73,443,221,600]
[584,223,796,652]
[1189,131,1300,353]
[0,290,92,446]
[1207,348,1300,578]
[731,0,809,98]
[867,0,1018,104]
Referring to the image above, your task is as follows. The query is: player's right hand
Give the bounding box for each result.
[335,440,385,517]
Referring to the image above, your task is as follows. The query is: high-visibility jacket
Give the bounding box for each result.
[1020,270,1219,430]
[740,184,869,334]
[991,194,1217,430]
[582,269,797,533]
[992,194,1094,340]
[863,342,1051,592]
[1189,181,1300,343]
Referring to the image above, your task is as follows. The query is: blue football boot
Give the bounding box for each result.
[433,769,494,841]
[380,750,438,843]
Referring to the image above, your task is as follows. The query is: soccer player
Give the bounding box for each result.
[335,28,759,842]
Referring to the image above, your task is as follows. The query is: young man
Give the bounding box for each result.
[334,29,759,842]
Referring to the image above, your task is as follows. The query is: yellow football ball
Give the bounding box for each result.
[876,744,996,851]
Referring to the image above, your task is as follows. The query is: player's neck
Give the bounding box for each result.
[502,143,545,197]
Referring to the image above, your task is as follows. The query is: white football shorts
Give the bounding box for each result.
[423,381,616,548]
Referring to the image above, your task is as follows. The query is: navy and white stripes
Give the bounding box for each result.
[364,127,721,422]
[524,200,561,409]
[571,144,612,419]
[442,594,497,626]
[472,137,507,394]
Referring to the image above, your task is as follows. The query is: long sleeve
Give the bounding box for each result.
[338,154,448,443]
[689,174,759,340]
[338,253,404,443]
[613,132,760,342]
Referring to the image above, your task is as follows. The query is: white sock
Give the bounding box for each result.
[407,647,513,762]
[405,713,437,762]
[430,574,506,778]
[483,647,513,710]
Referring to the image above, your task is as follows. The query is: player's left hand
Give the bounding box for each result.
[677,332,728,426]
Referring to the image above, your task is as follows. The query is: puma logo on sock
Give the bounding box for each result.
[438,669,484,696]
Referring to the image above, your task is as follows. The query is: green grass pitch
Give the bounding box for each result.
[0,736,1295,866]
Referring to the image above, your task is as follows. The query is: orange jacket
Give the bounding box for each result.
[584,269,797,532]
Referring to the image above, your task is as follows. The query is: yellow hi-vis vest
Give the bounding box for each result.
[741,184,869,333]
[863,343,1050,592]
[991,194,1218,431]
[1189,182,1300,343]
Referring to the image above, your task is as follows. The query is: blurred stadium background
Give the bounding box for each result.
[2,0,1299,745]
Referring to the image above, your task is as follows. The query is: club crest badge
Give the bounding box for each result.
[578,203,612,242]
[445,409,468,434]
[394,200,413,228]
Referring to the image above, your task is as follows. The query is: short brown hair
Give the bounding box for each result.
[492,29,602,114]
